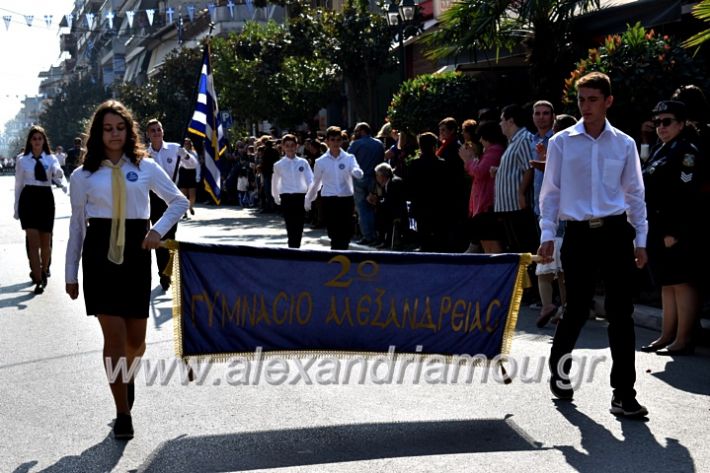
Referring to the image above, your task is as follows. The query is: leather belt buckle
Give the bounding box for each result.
[589,218,603,229]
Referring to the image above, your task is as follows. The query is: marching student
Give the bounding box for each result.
[14,125,66,294]
[305,126,364,250]
[65,100,188,439]
[271,134,314,248]
[145,119,182,290]
[177,137,201,220]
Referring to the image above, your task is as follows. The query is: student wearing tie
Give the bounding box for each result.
[14,126,66,294]
[65,100,188,440]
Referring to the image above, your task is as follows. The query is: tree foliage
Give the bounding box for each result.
[683,0,710,49]
[387,72,480,133]
[39,76,109,149]
[117,46,203,141]
[563,23,710,135]
[425,0,602,102]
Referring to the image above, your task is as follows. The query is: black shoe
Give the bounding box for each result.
[610,396,648,418]
[41,271,48,288]
[550,376,574,400]
[640,341,671,353]
[33,284,44,295]
[159,276,171,292]
[656,345,694,356]
[113,413,134,440]
[45,268,51,278]
[128,382,135,410]
[190,208,195,215]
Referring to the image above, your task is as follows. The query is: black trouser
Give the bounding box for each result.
[550,213,638,400]
[321,195,354,250]
[280,193,306,248]
[149,191,178,278]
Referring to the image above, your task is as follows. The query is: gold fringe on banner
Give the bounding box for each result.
[168,246,533,372]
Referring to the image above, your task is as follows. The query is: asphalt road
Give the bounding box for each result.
[0,175,708,473]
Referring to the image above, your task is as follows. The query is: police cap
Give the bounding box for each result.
[651,100,687,121]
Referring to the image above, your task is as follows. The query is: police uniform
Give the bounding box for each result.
[271,155,314,248]
[66,156,188,317]
[14,152,66,232]
[643,131,702,286]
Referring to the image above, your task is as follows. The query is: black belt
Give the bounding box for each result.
[564,213,626,229]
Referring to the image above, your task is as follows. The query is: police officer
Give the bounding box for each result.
[641,100,703,355]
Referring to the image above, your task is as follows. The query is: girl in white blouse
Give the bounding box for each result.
[65,100,188,439]
[14,126,66,294]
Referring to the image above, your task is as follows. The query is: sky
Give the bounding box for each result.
[0,0,75,133]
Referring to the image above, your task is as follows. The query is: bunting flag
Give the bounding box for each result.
[126,10,135,28]
[227,1,235,19]
[187,5,196,21]
[85,13,94,29]
[187,45,228,204]
[166,7,175,24]
[65,13,73,30]
[170,243,530,360]
[208,3,217,21]
[24,15,33,27]
[44,15,52,28]
[3,16,10,31]
[146,9,155,26]
[106,11,115,29]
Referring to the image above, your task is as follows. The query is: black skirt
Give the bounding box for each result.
[19,185,55,232]
[177,168,198,189]
[82,219,152,318]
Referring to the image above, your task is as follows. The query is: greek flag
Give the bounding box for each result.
[188,45,228,204]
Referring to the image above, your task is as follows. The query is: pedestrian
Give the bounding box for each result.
[65,137,84,177]
[177,137,201,220]
[145,119,182,291]
[640,100,703,356]
[532,113,577,328]
[459,120,506,254]
[348,122,384,246]
[306,126,363,250]
[538,72,649,417]
[14,125,66,294]
[271,134,314,248]
[65,100,188,439]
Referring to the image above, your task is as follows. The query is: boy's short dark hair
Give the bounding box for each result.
[438,117,458,132]
[281,134,297,144]
[325,126,342,139]
[576,72,612,98]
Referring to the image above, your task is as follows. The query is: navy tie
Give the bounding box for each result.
[33,155,48,182]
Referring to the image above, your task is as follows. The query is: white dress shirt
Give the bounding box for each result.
[271,155,314,204]
[65,156,189,283]
[14,152,67,217]
[539,119,648,248]
[305,150,363,203]
[178,148,200,170]
[148,141,182,183]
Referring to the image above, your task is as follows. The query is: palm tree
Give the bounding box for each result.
[683,0,710,48]
[425,0,602,103]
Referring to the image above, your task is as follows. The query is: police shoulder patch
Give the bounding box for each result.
[682,154,695,168]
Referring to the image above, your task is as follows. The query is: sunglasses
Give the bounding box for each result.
[653,117,678,127]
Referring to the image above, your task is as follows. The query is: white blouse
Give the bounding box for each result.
[65,156,189,283]
[14,152,66,217]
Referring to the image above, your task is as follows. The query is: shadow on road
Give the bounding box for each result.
[19,432,126,473]
[0,281,38,311]
[136,418,540,472]
[652,356,710,396]
[554,402,695,472]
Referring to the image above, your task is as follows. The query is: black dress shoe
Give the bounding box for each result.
[113,413,134,440]
[159,276,171,291]
[656,346,694,356]
[640,341,671,352]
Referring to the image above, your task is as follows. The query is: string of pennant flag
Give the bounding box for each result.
[0,1,260,32]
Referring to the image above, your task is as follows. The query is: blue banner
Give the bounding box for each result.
[174,243,529,359]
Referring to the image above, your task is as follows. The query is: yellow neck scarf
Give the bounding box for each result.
[102,159,126,265]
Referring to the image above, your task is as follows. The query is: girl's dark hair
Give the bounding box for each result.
[417,132,439,156]
[82,100,145,173]
[24,125,52,156]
